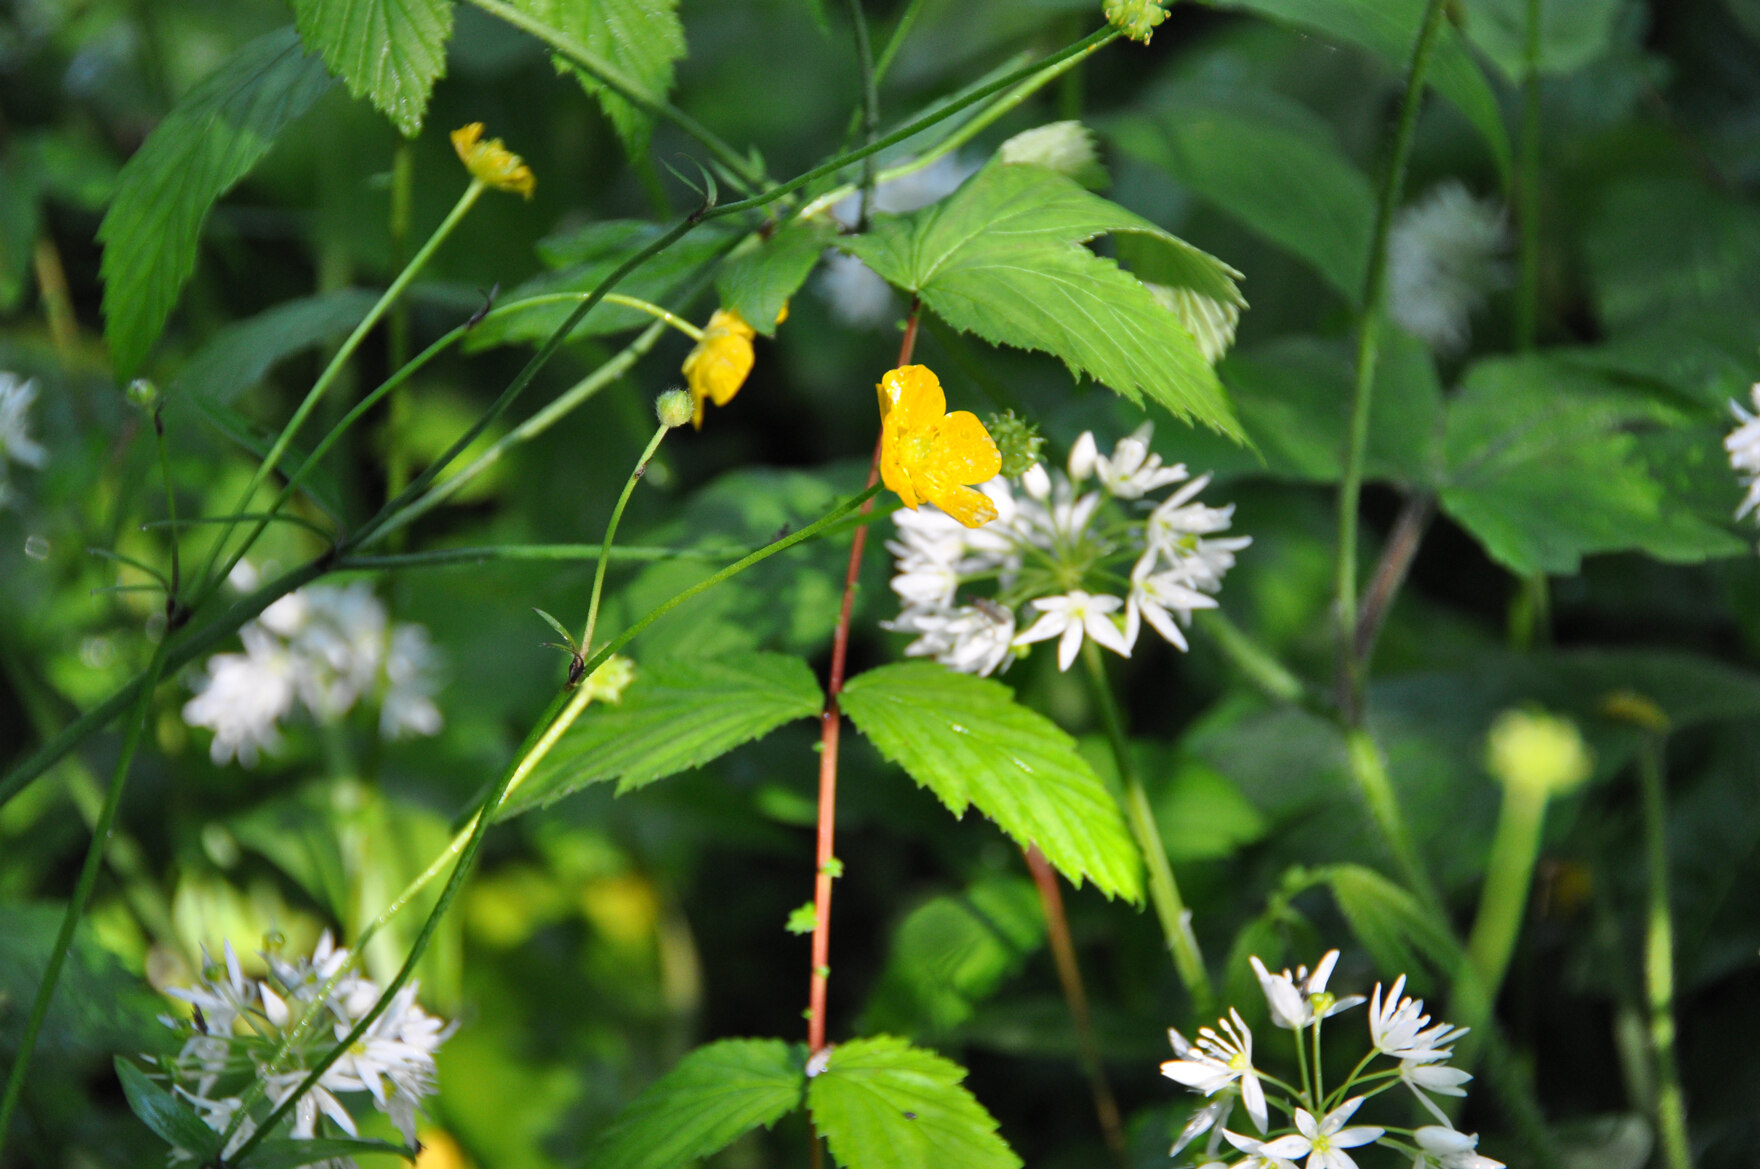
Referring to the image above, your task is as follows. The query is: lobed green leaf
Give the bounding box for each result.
[806,1036,1021,1169]
[500,652,824,818]
[839,662,1143,901]
[511,0,685,158]
[716,218,837,335]
[98,28,335,376]
[581,1038,804,1169]
[291,0,454,136]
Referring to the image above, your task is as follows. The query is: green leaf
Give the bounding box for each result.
[1210,0,1512,179]
[510,0,685,158]
[465,219,735,349]
[863,877,1045,1037]
[839,662,1142,901]
[115,1058,217,1160]
[1326,863,1464,979]
[98,28,335,376]
[583,1038,804,1169]
[1439,355,1743,574]
[807,1036,1021,1169]
[500,652,824,818]
[839,162,1243,438]
[1108,96,1374,302]
[242,1137,411,1169]
[290,0,454,136]
[1459,0,1624,80]
[716,219,836,336]
[1583,176,1760,335]
[173,289,378,405]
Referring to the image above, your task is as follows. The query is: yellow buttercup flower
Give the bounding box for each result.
[877,365,1001,528]
[451,123,535,199]
[683,308,757,429]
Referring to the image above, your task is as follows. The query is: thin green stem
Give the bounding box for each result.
[0,641,169,1162]
[150,406,182,612]
[872,0,928,85]
[338,543,733,570]
[1515,0,1542,352]
[194,179,487,606]
[1344,729,1446,917]
[1080,642,1214,1015]
[843,0,881,229]
[1335,0,1447,720]
[1465,776,1548,1000]
[1196,610,1329,717]
[386,137,417,514]
[1638,737,1694,1169]
[465,0,764,193]
[142,512,335,541]
[582,425,670,654]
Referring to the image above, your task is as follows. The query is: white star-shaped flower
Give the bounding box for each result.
[1093,422,1189,499]
[1250,950,1366,1030]
[1402,1058,1474,1125]
[1259,1097,1385,1169]
[1726,383,1760,522]
[1369,975,1468,1060]
[1013,589,1131,671]
[1161,1009,1269,1133]
[1413,1126,1505,1169]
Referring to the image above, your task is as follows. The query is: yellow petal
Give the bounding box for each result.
[923,481,998,528]
[682,325,755,428]
[451,122,535,198]
[876,365,945,427]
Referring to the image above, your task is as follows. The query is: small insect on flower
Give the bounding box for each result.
[877,365,1001,529]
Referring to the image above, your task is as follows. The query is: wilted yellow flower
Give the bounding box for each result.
[877,365,1001,528]
[1486,708,1594,798]
[450,123,534,199]
[683,308,757,429]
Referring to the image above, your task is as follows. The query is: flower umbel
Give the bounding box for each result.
[148,932,454,1164]
[450,122,534,198]
[877,365,1001,528]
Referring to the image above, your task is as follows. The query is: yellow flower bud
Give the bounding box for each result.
[1486,708,1594,798]
[450,123,535,199]
[682,308,758,429]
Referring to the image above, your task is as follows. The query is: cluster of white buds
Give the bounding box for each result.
[883,423,1249,675]
[182,567,445,766]
[151,934,453,1164]
[1161,950,1499,1169]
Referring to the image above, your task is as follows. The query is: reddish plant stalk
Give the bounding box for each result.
[807,307,920,1054]
[1024,846,1126,1159]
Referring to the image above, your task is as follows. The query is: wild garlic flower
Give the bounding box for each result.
[883,422,1247,675]
[1162,951,1490,1169]
[1162,1009,1270,1134]
[0,372,46,506]
[1387,181,1509,354]
[1724,383,1760,522]
[1251,950,1366,1030]
[183,575,445,766]
[149,933,454,1163]
[450,122,534,198]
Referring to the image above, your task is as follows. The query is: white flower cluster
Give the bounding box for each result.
[884,423,1249,675]
[1161,950,1499,1169]
[1725,383,1760,526]
[0,372,47,507]
[182,571,444,766]
[1387,181,1509,355]
[152,934,453,1163]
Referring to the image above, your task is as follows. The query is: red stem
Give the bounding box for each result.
[807,307,920,1055]
[1025,846,1127,1160]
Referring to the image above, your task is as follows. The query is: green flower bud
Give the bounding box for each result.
[656,388,694,429]
[985,410,1045,478]
[1104,0,1170,44]
[1486,708,1593,798]
[126,378,160,412]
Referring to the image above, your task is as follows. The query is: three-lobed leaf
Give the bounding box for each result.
[839,162,1244,438]
[291,0,454,136]
[807,1036,1021,1169]
[584,1039,805,1169]
[499,652,824,818]
[839,662,1143,901]
[98,28,335,376]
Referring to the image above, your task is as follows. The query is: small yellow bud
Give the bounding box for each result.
[450,123,535,199]
[1486,708,1594,798]
[656,389,693,430]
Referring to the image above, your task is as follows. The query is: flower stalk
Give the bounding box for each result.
[1637,735,1694,1169]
